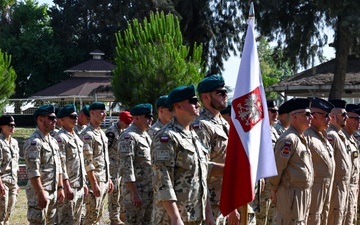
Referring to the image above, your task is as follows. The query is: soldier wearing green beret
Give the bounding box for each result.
[80,102,114,224]
[119,103,153,224]
[148,96,172,139]
[24,104,65,224]
[54,104,88,225]
[0,115,19,224]
[151,84,223,225]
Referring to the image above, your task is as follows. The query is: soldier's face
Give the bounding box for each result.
[334,109,348,128]
[310,110,330,130]
[209,88,228,111]
[61,113,78,129]
[181,97,200,117]
[92,109,107,123]
[268,108,278,125]
[40,113,57,132]
[345,112,360,133]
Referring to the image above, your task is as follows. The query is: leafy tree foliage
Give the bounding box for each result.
[0,49,16,113]
[113,12,205,108]
[0,0,65,97]
[241,1,360,99]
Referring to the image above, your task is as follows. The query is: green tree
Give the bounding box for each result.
[241,1,360,99]
[0,49,17,113]
[113,12,205,108]
[0,0,66,97]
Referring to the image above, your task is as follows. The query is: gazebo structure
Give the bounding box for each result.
[266,56,360,99]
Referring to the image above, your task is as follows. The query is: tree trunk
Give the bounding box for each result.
[328,15,350,100]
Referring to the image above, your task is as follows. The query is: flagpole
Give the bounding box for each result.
[240,3,254,225]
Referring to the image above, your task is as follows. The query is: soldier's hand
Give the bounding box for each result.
[58,188,65,204]
[64,185,74,200]
[108,179,114,194]
[170,218,184,225]
[228,209,240,225]
[37,190,49,209]
[0,183,5,197]
[132,193,143,208]
[84,185,89,197]
[270,189,277,204]
[92,183,101,197]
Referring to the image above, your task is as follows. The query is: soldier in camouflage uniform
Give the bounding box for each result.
[273,102,289,136]
[54,104,88,225]
[24,105,65,225]
[148,95,172,139]
[119,104,153,225]
[151,84,217,225]
[80,102,114,225]
[327,99,351,225]
[342,104,360,225]
[0,115,19,224]
[191,75,235,224]
[305,97,335,225]
[50,107,62,137]
[75,105,90,136]
[106,111,132,225]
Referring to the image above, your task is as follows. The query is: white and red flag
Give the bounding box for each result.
[219,15,277,216]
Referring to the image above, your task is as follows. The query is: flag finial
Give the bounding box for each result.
[249,2,255,19]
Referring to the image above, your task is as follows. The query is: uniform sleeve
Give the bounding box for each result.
[269,137,295,191]
[81,132,96,172]
[151,132,177,201]
[55,134,69,180]
[24,138,42,179]
[119,133,136,183]
[0,141,4,174]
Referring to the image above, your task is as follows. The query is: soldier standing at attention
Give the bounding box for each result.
[54,104,88,225]
[80,102,114,224]
[326,99,351,225]
[75,105,90,136]
[106,111,132,225]
[0,115,19,224]
[152,84,221,225]
[305,97,335,225]
[24,105,65,225]
[119,104,154,224]
[342,104,360,225]
[269,98,314,225]
[273,102,290,136]
[148,95,172,139]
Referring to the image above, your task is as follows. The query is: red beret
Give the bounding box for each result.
[119,111,132,124]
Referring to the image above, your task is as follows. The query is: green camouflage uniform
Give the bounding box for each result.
[191,107,229,221]
[151,118,208,224]
[105,123,124,223]
[342,129,359,225]
[55,128,86,225]
[80,124,111,225]
[0,133,19,224]
[24,128,62,225]
[119,123,153,225]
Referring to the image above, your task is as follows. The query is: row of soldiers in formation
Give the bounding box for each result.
[1,73,358,225]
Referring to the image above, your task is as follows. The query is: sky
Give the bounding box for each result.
[37,0,336,93]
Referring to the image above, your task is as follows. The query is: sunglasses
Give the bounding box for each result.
[68,114,78,120]
[340,112,348,117]
[311,112,330,118]
[188,97,199,105]
[7,124,15,128]
[348,116,360,121]
[269,109,278,114]
[145,114,153,119]
[214,89,228,97]
[47,115,57,121]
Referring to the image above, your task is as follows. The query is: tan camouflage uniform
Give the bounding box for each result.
[74,124,87,137]
[269,126,314,225]
[0,133,19,224]
[327,124,351,225]
[24,128,62,225]
[305,126,335,225]
[80,124,111,225]
[151,118,208,225]
[119,123,153,225]
[343,129,359,225]
[54,128,86,225]
[191,107,229,221]
[105,123,123,224]
[148,120,165,139]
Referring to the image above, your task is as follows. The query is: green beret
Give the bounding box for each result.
[0,115,15,126]
[155,95,169,108]
[197,74,225,93]
[81,105,90,117]
[57,104,76,118]
[89,102,105,111]
[130,103,153,116]
[221,102,232,115]
[34,105,55,116]
[166,84,196,105]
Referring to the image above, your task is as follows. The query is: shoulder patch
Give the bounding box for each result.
[83,135,91,140]
[56,138,62,143]
[160,136,169,142]
[192,123,200,129]
[31,140,37,146]
[124,135,130,140]
[281,144,291,157]
[327,137,333,142]
[106,132,115,138]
